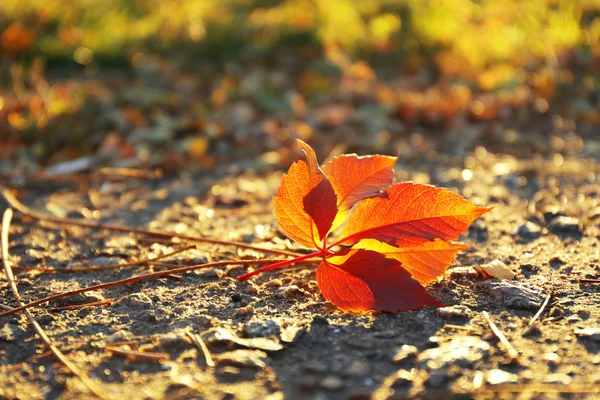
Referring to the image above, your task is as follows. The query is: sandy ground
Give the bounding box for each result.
[1,148,600,400]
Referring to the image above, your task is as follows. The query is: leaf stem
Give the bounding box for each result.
[237,251,324,281]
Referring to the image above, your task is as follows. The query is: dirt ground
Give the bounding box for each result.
[1,136,599,399]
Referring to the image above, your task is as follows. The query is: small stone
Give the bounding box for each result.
[418,336,490,370]
[436,305,472,320]
[243,320,280,338]
[486,369,517,385]
[543,373,572,385]
[54,291,105,307]
[304,361,328,374]
[565,315,582,324]
[548,216,581,237]
[480,281,546,311]
[203,327,283,352]
[347,360,369,376]
[517,222,541,241]
[544,352,561,367]
[274,285,306,299]
[392,345,419,364]
[216,366,242,383]
[319,376,344,391]
[575,327,600,343]
[106,330,131,344]
[216,350,267,369]
[232,305,254,318]
[231,293,242,302]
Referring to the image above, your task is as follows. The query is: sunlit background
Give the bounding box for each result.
[0,0,599,173]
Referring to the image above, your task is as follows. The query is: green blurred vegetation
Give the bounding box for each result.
[1,0,599,78]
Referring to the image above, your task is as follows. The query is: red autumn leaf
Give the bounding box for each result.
[322,153,397,230]
[272,139,338,248]
[354,239,470,284]
[316,249,443,312]
[239,141,492,313]
[337,182,493,247]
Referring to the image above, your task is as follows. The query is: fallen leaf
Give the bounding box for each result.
[354,238,469,284]
[475,260,515,280]
[239,141,492,313]
[273,139,338,248]
[322,153,397,230]
[338,182,493,247]
[316,249,443,312]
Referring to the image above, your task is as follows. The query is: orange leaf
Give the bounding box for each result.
[322,153,397,229]
[354,239,469,284]
[338,182,492,247]
[316,249,443,312]
[273,140,338,248]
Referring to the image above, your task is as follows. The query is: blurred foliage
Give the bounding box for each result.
[1,0,599,173]
[1,0,599,77]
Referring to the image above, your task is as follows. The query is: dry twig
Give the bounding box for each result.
[482,311,520,364]
[50,299,113,312]
[579,279,600,285]
[186,331,214,367]
[105,346,169,362]
[521,293,551,336]
[1,209,108,399]
[0,258,288,318]
[1,187,302,258]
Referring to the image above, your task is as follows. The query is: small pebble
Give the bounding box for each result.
[517,222,541,241]
[575,327,600,343]
[275,285,306,299]
[486,369,517,385]
[319,376,344,391]
[436,305,472,320]
[548,216,581,237]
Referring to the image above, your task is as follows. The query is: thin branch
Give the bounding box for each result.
[1,209,108,400]
[521,293,551,336]
[105,346,169,362]
[579,279,600,285]
[0,258,283,318]
[1,187,302,258]
[11,245,196,273]
[482,311,520,364]
[50,299,113,312]
[186,331,214,367]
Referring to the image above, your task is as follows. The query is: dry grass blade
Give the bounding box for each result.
[1,187,302,258]
[186,330,214,367]
[482,311,520,364]
[98,167,162,179]
[11,245,196,273]
[0,258,285,318]
[1,209,108,400]
[521,293,551,336]
[50,299,113,312]
[105,346,169,362]
[579,279,600,285]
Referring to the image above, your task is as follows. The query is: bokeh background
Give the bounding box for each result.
[0,0,599,175]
